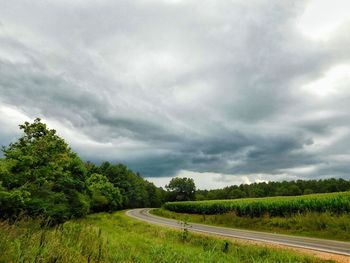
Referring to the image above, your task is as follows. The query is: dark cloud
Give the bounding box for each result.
[0,0,350,188]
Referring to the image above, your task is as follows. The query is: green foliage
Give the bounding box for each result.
[163,191,350,217]
[0,183,30,219]
[0,212,328,263]
[0,119,164,222]
[196,178,350,201]
[178,220,191,242]
[87,173,122,212]
[0,119,90,223]
[166,177,196,201]
[100,162,163,208]
[145,180,163,207]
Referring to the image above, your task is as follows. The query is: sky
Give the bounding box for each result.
[1,0,350,189]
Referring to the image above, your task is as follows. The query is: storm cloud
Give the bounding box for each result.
[1,0,350,189]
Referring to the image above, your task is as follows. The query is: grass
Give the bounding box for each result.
[0,211,333,263]
[152,208,350,242]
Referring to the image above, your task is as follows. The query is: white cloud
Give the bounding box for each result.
[279,165,318,175]
[146,170,302,190]
[302,64,350,97]
[298,0,350,40]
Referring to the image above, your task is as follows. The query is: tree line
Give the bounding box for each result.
[195,178,350,201]
[1,119,349,224]
[0,119,165,224]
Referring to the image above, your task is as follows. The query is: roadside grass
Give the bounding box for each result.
[152,208,350,242]
[0,211,332,263]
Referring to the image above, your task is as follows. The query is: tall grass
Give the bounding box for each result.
[0,212,331,263]
[163,191,350,217]
[0,218,109,262]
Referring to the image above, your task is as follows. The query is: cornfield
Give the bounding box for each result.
[163,191,350,217]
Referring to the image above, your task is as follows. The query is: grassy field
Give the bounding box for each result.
[152,208,350,242]
[163,192,350,217]
[155,191,350,242]
[0,211,332,263]
[160,192,350,241]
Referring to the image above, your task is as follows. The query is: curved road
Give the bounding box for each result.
[126,208,350,257]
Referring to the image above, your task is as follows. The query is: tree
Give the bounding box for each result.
[0,118,90,223]
[303,189,314,195]
[101,163,163,208]
[166,177,196,201]
[86,173,122,212]
[287,185,302,196]
[145,180,163,207]
[228,188,246,199]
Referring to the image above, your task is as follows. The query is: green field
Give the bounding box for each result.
[157,192,350,241]
[152,208,350,241]
[163,191,350,216]
[0,211,331,263]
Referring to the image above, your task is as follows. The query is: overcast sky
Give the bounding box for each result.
[1,0,350,189]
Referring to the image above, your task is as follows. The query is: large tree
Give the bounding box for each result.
[0,118,90,223]
[166,177,196,201]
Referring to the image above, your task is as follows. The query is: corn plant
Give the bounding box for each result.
[163,191,350,217]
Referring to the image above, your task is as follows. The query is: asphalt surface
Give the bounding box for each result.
[126,208,350,257]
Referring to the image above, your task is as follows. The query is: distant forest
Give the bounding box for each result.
[1,119,349,224]
[196,178,350,201]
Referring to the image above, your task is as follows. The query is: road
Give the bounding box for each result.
[126,208,350,257]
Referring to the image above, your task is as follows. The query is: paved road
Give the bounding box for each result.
[126,208,350,257]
